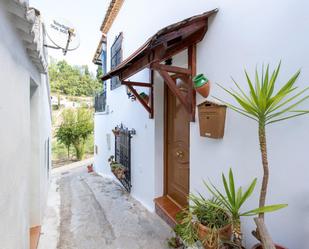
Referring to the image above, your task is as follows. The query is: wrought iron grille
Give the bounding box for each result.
[114,124,136,192]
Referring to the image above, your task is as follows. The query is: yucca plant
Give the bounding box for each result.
[204,169,287,247]
[215,62,309,221]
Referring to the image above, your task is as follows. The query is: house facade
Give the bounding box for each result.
[0,1,51,248]
[93,0,309,248]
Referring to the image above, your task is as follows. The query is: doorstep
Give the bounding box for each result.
[154,196,182,228]
[30,226,41,249]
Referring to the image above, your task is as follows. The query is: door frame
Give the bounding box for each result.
[163,83,168,196]
[163,81,190,202]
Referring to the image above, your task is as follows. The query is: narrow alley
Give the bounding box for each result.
[38,164,171,249]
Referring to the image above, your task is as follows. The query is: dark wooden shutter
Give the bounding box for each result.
[110,33,123,90]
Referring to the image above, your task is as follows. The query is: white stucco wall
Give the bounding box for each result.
[94,0,309,248]
[94,69,156,211]
[0,1,51,248]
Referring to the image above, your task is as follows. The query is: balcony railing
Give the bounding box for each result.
[94,91,106,112]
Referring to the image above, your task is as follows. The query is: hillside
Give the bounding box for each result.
[49,59,100,167]
[49,59,102,96]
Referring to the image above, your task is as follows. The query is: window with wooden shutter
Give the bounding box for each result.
[110,33,123,90]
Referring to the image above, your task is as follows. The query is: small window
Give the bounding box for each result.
[110,33,123,90]
[101,39,107,75]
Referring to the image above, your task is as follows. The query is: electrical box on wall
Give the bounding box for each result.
[197,100,227,139]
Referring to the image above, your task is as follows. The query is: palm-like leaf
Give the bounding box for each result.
[216,62,309,125]
[204,169,287,221]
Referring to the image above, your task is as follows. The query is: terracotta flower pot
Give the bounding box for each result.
[112,129,120,136]
[197,222,232,249]
[140,92,149,104]
[251,243,287,249]
[193,74,210,98]
[87,164,93,173]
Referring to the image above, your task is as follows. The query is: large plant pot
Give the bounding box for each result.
[197,223,232,249]
[251,243,287,249]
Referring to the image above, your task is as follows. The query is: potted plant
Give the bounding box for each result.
[108,155,127,179]
[193,74,210,98]
[191,197,232,248]
[174,196,233,249]
[87,163,93,173]
[112,128,120,136]
[139,92,149,104]
[111,163,127,179]
[216,63,309,248]
[204,169,287,248]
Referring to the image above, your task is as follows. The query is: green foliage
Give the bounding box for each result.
[166,237,184,249]
[52,139,75,160]
[215,62,309,125]
[174,168,287,247]
[215,62,309,222]
[204,169,287,222]
[56,109,74,158]
[174,196,230,247]
[204,168,287,246]
[49,59,102,96]
[96,65,104,81]
[174,211,198,246]
[84,133,94,155]
[52,134,93,161]
[190,196,230,229]
[56,108,94,160]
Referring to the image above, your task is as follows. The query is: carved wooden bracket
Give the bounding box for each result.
[121,44,197,122]
[121,70,154,118]
[151,44,197,122]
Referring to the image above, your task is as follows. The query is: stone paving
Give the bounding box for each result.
[38,165,172,249]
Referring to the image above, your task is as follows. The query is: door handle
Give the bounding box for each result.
[176,150,184,158]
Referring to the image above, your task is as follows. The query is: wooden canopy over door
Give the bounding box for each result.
[102,9,218,121]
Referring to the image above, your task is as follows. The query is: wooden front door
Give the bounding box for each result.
[165,77,190,207]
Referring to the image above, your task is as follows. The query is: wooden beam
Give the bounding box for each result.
[149,69,154,118]
[151,63,191,75]
[157,69,191,114]
[188,44,197,122]
[122,81,152,87]
[254,218,276,249]
[127,85,152,116]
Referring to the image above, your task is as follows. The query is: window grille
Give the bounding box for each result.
[114,124,135,192]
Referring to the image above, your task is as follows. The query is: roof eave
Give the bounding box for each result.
[101,9,218,81]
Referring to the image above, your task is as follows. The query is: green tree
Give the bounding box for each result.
[96,65,103,80]
[56,109,75,158]
[56,108,94,160]
[49,59,102,96]
[72,108,94,160]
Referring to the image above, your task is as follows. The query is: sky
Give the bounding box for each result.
[30,0,110,73]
